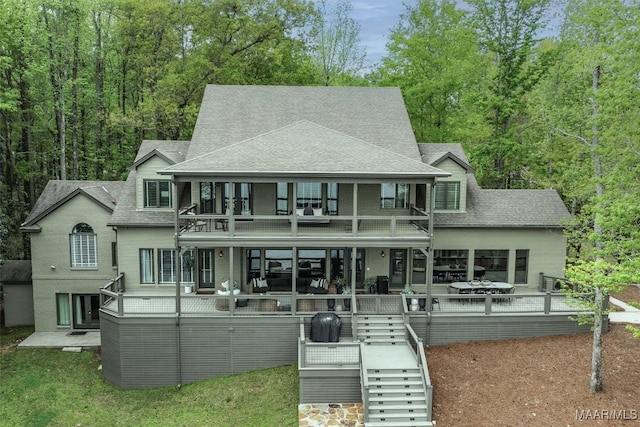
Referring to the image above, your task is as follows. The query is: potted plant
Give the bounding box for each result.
[333,276,349,294]
[363,277,377,294]
[341,285,352,311]
[401,284,418,310]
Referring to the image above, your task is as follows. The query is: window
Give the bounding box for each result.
[200,182,215,213]
[515,249,529,284]
[411,250,427,285]
[181,249,195,284]
[297,182,322,208]
[56,293,70,326]
[298,249,326,279]
[330,249,364,287]
[224,183,252,215]
[111,242,118,268]
[199,249,215,287]
[140,249,154,284]
[246,249,261,280]
[276,183,288,215]
[159,249,176,284]
[144,179,172,208]
[434,249,469,282]
[326,183,338,215]
[434,182,460,210]
[381,183,409,208]
[70,223,97,268]
[475,250,508,282]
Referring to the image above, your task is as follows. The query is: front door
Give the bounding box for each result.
[390,249,407,288]
[72,294,100,329]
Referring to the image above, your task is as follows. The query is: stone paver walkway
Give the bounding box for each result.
[298,403,364,427]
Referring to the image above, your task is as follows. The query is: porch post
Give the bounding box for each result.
[426,181,436,315]
[229,245,235,315]
[172,176,183,387]
[352,183,358,235]
[292,182,298,236]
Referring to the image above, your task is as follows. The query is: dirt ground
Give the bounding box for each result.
[426,286,640,427]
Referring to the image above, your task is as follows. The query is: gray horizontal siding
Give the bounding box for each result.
[427,314,602,345]
[299,369,361,404]
[101,312,602,389]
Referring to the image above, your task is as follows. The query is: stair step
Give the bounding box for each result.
[369,388,424,395]
[361,338,405,343]
[369,403,428,412]
[368,414,429,422]
[365,421,433,427]
[367,368,421,374]
[367,372,421,379]
[369,380,422,392]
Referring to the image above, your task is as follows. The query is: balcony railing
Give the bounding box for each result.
[178,206,430,239]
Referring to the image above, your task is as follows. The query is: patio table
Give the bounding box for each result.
[448,281,513,294]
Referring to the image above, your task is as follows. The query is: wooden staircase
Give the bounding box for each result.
[357,315,434,427]
[356,314,407,344]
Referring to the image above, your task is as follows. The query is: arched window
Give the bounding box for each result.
[70,223,97,268]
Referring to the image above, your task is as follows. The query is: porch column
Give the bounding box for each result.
[352,183,358,235]
[228,245,235,315]
[292,182,298,236]
[426,181,436,314]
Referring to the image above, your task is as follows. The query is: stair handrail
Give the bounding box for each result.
[359,340,370,423]
[407,324,433,422]
[298,321,306,368]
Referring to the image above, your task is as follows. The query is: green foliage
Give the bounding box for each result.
[0,329,300,426]
[379,0,489,144]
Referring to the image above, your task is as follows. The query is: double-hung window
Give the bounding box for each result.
[158,249,176,284]
[297,182,322,208]
[140,249,154,284]
[70,223,97,268]
[434,182,460,210]
[380,183,409,208]
[144,179,172,208]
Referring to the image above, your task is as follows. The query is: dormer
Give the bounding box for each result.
[419,144,474,213]
[131,141,189,211]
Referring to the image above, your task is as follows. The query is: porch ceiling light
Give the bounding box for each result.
[219,250,224,258]
[380,251,385,258]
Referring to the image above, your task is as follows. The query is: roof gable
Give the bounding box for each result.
[132,141,190,169]
[21,181,123,230]
[162,120,449,179]
[188,85,422,161]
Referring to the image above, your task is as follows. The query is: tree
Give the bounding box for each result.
[545,0,640,392]
[467,0,553,188]
[379,0,487,143]
[309,0,366,86]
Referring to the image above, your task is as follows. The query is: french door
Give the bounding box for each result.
[72,294,100,329]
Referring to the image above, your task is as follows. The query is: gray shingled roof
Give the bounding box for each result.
[418,143,472,169]
[163,120,449,178]
[188,85,422,161]
[132,140,190,168]
[434,187,570,228]
[21,180,124,230]
[109,140,190,227]
[0,260,32,284]
[420,144,570,228]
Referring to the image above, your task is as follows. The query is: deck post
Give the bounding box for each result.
[544,291,552,314]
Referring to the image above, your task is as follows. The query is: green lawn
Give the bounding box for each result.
[0,326,299,427]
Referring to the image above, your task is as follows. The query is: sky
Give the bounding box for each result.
[348,1,418,69]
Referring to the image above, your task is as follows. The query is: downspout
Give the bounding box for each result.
[173,177,182,388]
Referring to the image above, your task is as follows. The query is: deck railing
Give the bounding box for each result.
[177,211,430,238]
[100,290,595,317]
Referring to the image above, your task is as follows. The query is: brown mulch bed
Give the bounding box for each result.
[426,286,640,426]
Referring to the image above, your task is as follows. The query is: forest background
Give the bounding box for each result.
[1,0,639,278]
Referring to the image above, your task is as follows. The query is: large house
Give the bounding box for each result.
[22,86,583,409]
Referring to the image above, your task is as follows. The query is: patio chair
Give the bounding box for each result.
[431,298,440,311]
